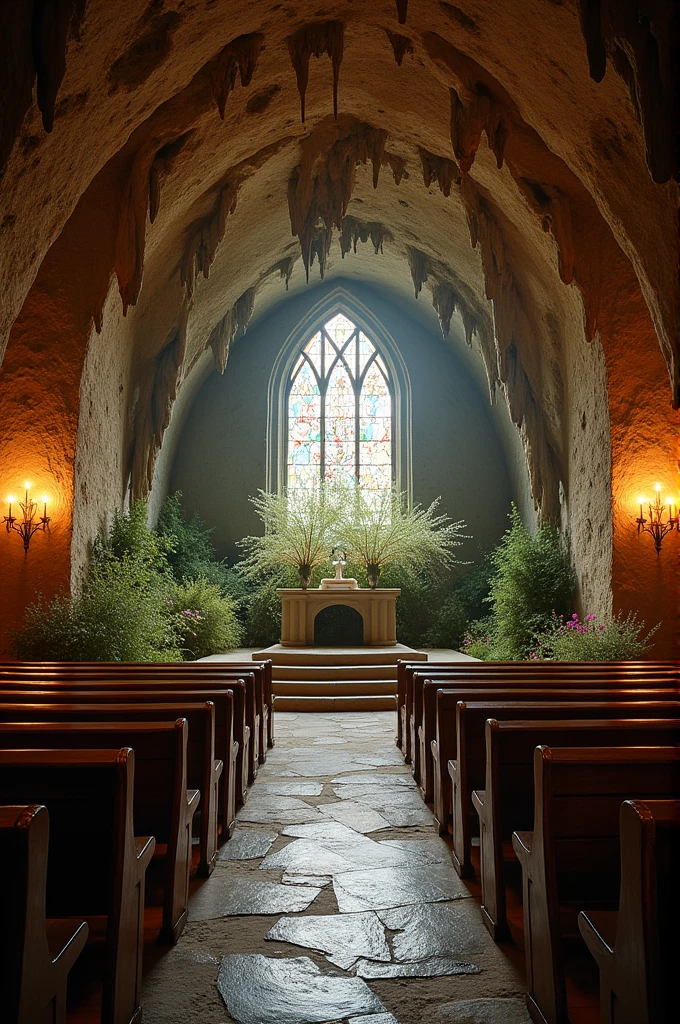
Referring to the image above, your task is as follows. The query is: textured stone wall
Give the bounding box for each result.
[0,1,677,654]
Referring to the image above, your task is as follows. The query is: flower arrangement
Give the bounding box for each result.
[237,484,469,590]
[237,486,344,588]
[529,611,659,661]
[339,487,468,588]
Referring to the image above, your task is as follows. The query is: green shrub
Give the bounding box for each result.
[12,500,181,661]
[12,555,180,662]
[485,505,576,659]
[169,578,243,660]
[155,492,231,589]
[531,611,659,661]
[242,568,300,647]
[96,500,169,575]
[422,591,469,650]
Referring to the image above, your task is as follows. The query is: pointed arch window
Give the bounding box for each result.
[286,313,392,493]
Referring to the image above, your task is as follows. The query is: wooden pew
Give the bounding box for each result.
[0,748,155,1024]
[0,721,198,945]
[433,688,679,836]
[0,803,89,1024]
[468,716,680,938]
[0,682,248,810]
[0,701,223,877]
[415,665,679,798]
[0,659,274,759]
[578,799,680,1024]
[512,746,680,1024]
[0,666,261,784]
[397,659,678,762]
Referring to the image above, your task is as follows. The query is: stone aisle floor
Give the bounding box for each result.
[142,712,530,1024]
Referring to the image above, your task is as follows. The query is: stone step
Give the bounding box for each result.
[272,663,398,682]
[253,643,427,667]
[273,679,397,697]
[273,694,398,712]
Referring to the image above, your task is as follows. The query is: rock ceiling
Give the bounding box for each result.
[0,0,678,509]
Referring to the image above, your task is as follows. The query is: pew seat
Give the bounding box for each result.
[0,700,223,876]
[466,715,679,937]
[0,685,245,815]
[578,799,679,1024]
[415,666,678,799]
[512,746,680,1024]
[0,803,89,1024]
[0,721,198,945]
[0,749,155,1024]
[432,688,679,835]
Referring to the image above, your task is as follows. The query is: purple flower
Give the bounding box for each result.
[586,613,596,621]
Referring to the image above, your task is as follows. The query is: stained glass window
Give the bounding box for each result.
[287,313,392,493]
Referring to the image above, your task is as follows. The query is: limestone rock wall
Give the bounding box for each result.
[0,1,677,653]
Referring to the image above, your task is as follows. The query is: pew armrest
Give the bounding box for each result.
[187,788,201,812]
[135,835,156,872]
[578,909,617,965]
[471,789,485,814]
[214,758,224,780]
[46,918,89,968]
[447,759,457,781]
[511,830,532,867]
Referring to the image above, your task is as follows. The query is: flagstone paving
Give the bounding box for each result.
[142,711,530,1024]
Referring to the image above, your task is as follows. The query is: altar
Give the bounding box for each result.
[276,587,401,647]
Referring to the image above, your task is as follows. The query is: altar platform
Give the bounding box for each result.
[200,646,476,711]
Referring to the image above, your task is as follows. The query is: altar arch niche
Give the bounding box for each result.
[314,605,364,646]
[267,294,412,499]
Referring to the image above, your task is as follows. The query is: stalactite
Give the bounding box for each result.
[34,0,88,133]
[449,85,508,175]
[395,0,408,26]
[1,0,86,174]
[517,179,575,286]
[113,34,264,316]
[180,181,240,299]
[460,307,478,347]
[115,141,158,314]
[577,1,678,184]
[287,21,344,123]
[274,255,298,290]
[430,281,460,336]
[148,132,195,225]
[460,184,564,515]
[208,33,264,119]
[208,287,256,374]
[418,147,460,197]
[288,120,403,279]
[339,216,392,256]
[309,227,334,280]
[131,302,190,498]
[385,30,413,66]
[383,152,409,184]
[406,247,428,298]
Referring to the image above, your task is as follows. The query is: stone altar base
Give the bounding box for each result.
[252,643,426,712]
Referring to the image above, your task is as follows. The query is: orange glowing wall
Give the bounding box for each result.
[599,250,680,657]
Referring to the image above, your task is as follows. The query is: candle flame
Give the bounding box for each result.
[666,497,674,507]
[7,495,15,504]
[654,482,661,492]
[24,480,31,490]
[41,495,49,504]
[637,496,647,506]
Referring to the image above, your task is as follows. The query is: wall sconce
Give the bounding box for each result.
[3,482,51,553]
[636,484,677,555]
